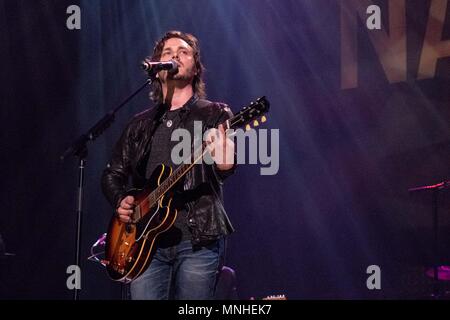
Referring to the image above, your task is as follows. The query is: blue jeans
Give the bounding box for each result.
[130,238,225,300]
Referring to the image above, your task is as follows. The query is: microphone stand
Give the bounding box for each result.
[409,180,450,299]
[60,72,157,300]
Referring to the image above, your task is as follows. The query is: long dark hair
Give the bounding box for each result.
[148,31,206,103]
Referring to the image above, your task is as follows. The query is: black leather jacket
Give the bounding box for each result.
[101,97,235,244]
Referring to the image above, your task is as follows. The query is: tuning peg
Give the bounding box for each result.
[261,115,267,123]
[253,120,259,127]
[245,124,251,131]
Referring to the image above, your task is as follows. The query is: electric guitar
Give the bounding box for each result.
[104,96,270,282]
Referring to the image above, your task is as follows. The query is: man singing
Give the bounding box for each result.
[101,30,236,300]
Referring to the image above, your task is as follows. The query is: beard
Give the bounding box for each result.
[162,72,195,87]
[163,66,196,86]
[169,72,190,81]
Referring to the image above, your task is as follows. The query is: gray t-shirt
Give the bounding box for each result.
[146,107,191,247]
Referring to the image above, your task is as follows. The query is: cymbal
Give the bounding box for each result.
[425,266,450,281]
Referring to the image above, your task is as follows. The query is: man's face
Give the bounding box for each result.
[159,37,196,83]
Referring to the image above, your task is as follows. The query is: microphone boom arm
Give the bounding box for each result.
[60,77,154,160]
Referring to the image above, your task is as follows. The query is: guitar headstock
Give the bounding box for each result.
[227,96,270,131]
[262,294,287,300]
[250,293,287,300]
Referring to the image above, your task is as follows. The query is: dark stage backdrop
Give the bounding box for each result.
[1,0,450,299]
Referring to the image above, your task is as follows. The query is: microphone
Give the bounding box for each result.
[141,59,179,74]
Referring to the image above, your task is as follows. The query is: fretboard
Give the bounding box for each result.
[136,141,208,219]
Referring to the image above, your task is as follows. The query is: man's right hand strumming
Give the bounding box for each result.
[116,195,135,223]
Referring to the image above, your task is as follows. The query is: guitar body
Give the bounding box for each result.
[105,164,178,282]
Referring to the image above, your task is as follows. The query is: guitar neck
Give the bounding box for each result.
[144,140,209,208]
[147,118,233,204]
